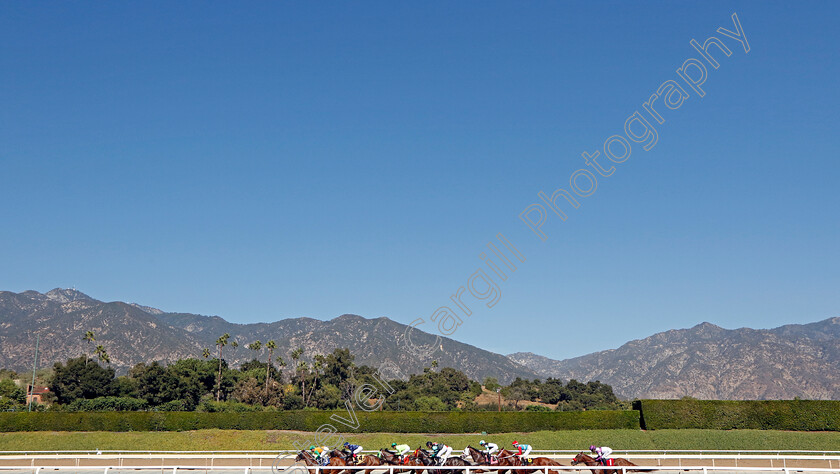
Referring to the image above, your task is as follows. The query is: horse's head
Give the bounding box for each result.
[571,453,590,465]
[295,451,307,462]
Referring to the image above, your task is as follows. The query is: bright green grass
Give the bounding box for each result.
[1,430,840,452]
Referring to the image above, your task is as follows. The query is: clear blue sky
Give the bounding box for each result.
[2,1,838,361]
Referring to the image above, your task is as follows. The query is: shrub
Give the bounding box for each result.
[637,399,840,431]
[0,409,639,432]
[65,397,149,412]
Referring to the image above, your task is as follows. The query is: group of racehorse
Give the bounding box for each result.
[294,447,647,474]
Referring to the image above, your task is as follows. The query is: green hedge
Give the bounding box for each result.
[0,410,639,432]
[66,397,149,412]
[636,399,840,431]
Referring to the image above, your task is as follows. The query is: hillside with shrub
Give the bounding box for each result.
[0,346,624,413]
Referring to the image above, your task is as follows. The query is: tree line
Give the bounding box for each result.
[0,333,626,412]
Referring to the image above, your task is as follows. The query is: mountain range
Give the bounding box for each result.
[508,318,840,399]
[1,288,838,400]
[0,288,534,384]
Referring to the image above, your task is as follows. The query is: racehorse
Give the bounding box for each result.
[494,449,564,474]
[489,448,523,474]
[412,448,474,474]
[355,453,389,474]
[571,453,651,474]
[378,449,428,474]
[463,446,497,473]
[295,450,350,474]
[332,450,354,463]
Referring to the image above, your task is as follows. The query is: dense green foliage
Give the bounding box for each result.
[383,367,482,411]
[0,409,639,432]
[65,397,149,412]
[637,399,840,431]
[500,377,624,411]
[8,346,625,413]
[51,357,118,403]
[0,378,26,410]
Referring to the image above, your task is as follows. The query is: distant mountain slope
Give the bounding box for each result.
[6,288,839,399]
[0,289,536,383]
[508,318,840,400]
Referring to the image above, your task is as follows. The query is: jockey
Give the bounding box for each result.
[391,443,411,461]
[479,440,499,457]
[512,441,532,459]
[426,441,439,456]
[343,442,363,461]
[309,445,328,464]
[590,445,613,464]
[427,441,452,463]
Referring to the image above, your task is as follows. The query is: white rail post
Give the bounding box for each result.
[173,467,178,474]
[103,467,109,474]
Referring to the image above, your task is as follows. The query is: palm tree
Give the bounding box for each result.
[202,348,211,359]
[94,345,109,364]
[215,333,230,401]
[305,356,324,407]
[231,340,239,365]
[247,340,262,361]
[276,356,287,382]
[290,347,305,403]
[83,331,95,365]
[265,340,277,395]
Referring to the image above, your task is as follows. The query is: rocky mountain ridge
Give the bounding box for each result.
[0,289,535,383]
[3,288,838,399]
[508,317,840,400]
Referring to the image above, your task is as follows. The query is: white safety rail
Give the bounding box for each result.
[1,455,840,470]
[3,452,840,457]
[0,466,838,474]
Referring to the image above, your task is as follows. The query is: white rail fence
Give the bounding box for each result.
[0,450,840,469]
[0,466,838,474]
[1,453,840,471]
[0,449,840,457]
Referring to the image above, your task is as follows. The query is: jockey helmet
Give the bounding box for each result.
[309,446,316,450]
[512,441,519,445]
[391,443,397,447]
[589,445,596,451]
[479,440,486,445]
